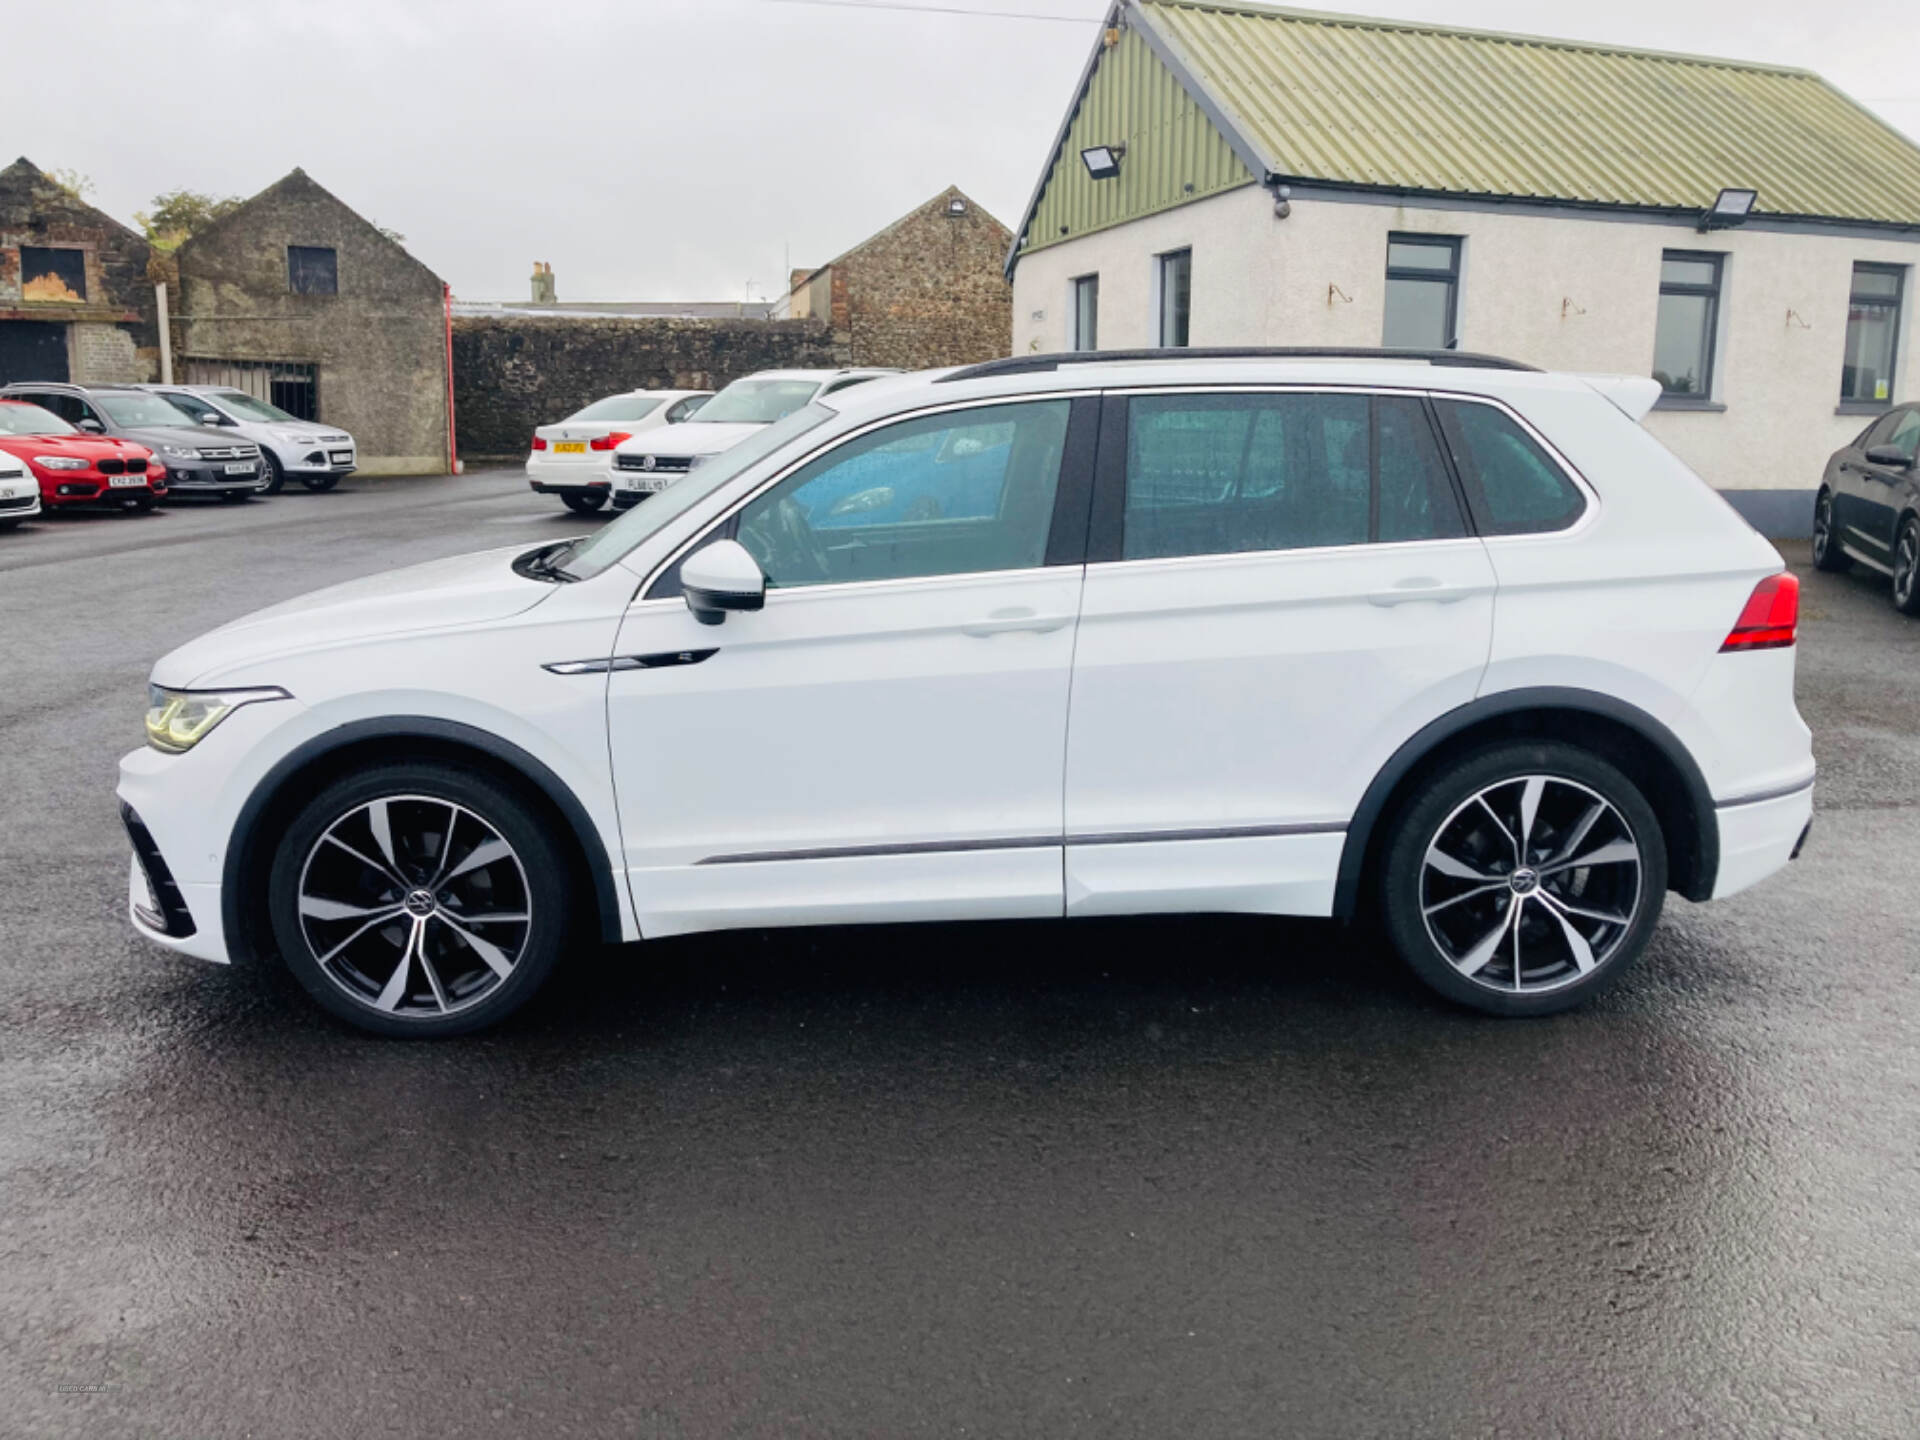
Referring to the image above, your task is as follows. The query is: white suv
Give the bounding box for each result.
[119,350,1813,1036]
[142,385,356,494]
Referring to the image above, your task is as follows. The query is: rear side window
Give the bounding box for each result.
[1433,399,1586,536]
[1120,391,1465,561]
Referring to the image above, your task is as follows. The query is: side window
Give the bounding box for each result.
[1119,392,1464,561]
[1433,399,1587,536]
[1882,409,1920,460]
[735,400,1070,589]
[665,396,702,423]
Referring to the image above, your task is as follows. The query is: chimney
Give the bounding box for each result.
[531,261,556,305]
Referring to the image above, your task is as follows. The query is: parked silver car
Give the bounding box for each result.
[141,384,356,494]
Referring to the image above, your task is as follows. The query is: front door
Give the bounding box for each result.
[607,396,1096,937]
[1062,387,1497,917]
[1856,407,1920,560]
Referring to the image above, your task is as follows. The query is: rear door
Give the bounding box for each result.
[1062,387,1496,918]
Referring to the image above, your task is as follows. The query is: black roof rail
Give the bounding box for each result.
[936,346,1541,383]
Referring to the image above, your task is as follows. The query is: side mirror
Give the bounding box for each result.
[76,417,105,433]
[681,539,766,626]
[1865,443,1914,469]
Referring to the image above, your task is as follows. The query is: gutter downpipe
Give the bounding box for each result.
[443,282,461,475]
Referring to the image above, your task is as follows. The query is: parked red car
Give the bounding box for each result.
[0,399,167,512]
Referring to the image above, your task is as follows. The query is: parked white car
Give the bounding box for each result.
[0,452,39,530]
[607,369,896,510]
[526,389,711,514]
[141,385,356,494]
[119,348,1813,1037]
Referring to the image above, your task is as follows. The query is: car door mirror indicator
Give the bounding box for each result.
[681,538,768,626]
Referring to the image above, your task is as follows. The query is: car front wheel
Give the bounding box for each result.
[1380,742,1667,1016]
[258,451,286,495]
[267,763,572,1037]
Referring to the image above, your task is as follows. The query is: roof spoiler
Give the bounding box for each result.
[1580,374,1663,423]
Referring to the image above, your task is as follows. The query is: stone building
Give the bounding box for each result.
[787,186,1012,369]
[1008,1,1920,536]
[0,157,160,385]
[173,169,451,475]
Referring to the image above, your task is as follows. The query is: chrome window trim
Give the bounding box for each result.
[633,389,1091,604]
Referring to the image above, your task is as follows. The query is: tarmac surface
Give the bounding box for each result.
[2,470,1916,1438]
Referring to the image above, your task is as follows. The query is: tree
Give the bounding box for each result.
[136,188,243,252]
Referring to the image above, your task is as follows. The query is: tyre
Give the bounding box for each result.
[562,491,608,515]
[1893,516,1920,617]
[302,473,340,493]
[266,762,573,1037]
[1811,489,1850,572]
[258,451,286,495]
[1379,741,1667,1017]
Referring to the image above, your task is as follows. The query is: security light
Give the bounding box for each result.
[1081,145,1123,181]
[1700,187,1758,230]
[946,196,968,216]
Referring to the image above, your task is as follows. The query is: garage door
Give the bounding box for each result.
[0,322,70,385]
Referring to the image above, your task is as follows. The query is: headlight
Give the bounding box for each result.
[34,455,87,470]
[144,685,290,754]
[161,444,201,459]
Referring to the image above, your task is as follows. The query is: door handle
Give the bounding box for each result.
[961,607,1073,637]
[1367,578,1470,607]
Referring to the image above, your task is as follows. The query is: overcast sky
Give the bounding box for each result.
[16,0,1920,303]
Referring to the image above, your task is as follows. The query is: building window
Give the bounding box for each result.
[1070,275,1099,352]
[1652,251,1723,398]
[288,246,339,296]
[1842,263,1904,406]
[1157,249,1191,348]
[19,246,87,303]
[1383,235,1460,349]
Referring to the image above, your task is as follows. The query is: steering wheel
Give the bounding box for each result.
[744,497,833,584]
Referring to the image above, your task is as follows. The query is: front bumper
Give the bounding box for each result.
[161,463,262,494]
[0,482,41,518]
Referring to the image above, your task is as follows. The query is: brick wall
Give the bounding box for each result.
[819,187,1013,371]
[452,314,846,461]
[72,322,141,382]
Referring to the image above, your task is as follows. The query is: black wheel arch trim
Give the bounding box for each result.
[1332,686,1720,917]
[221,716,626,957]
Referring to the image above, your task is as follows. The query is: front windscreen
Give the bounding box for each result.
[567,395,664,423]
[214,391,299,422]
[95,392,204,428]
[687,379,820,426]
[0,401,76,436]
[558,404,836,581]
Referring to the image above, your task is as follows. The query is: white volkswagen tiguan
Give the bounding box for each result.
[119,350,1814,1036]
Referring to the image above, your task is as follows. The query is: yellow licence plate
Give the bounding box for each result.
[552,441,587,454]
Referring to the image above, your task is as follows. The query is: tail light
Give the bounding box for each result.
[589,431,632,452]
[1721,573,1799,652]
[530,435,548,451]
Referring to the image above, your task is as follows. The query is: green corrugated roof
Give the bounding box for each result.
[1138,1,1920,224]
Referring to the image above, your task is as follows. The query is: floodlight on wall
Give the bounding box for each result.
[1700,187,1758,231]
[1081,144,1125,181]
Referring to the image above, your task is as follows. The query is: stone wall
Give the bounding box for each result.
[452,314,845,461]
[175,169,449,475]
[814,186,1013,371]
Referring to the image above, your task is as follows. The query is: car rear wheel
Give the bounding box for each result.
[1811,489,1850,572]
[267,763,573,1037]
[562,491,608,514]
[1379,741,1667,1016]
[258,451,286,495]
[1894,516,1920,616]
[302,473,340,493]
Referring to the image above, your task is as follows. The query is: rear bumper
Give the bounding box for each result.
[1711,779,1814,900]
[529,477,612,496]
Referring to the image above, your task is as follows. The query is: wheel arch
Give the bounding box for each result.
[221,716,626,963]
[1333,687,1719,918]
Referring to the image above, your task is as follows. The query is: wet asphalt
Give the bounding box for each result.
[1,471,1916,1439]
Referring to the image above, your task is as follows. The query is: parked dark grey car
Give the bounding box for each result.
[1815,403,1920,614]
[0,382,264,500]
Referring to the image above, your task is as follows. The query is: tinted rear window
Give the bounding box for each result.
[1433,400,1586,536]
